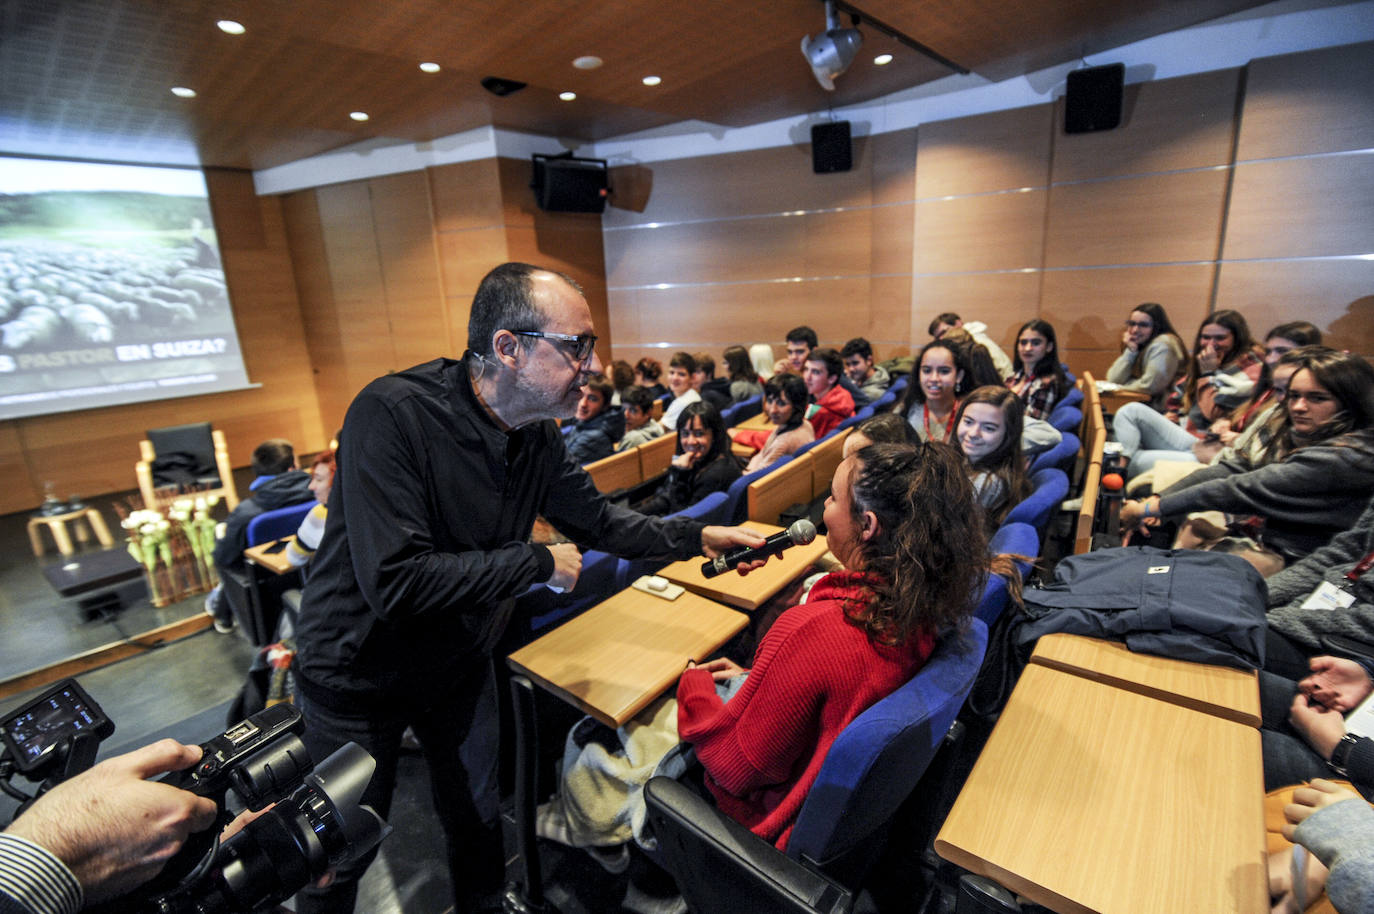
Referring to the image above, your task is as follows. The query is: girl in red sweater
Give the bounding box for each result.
[676,441,993,849]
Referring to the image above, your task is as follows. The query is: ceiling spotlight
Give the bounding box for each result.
[800,1,862,91]
[559,91,577,101]
[642,75,661,86]
[419,62,441,73]
[874,53,893,66]
[349,111,369,121]
[170,86,197,98]
[572,56,603,70]
[216,19,245,35]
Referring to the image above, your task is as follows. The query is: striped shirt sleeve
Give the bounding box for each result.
[0,833,82,914]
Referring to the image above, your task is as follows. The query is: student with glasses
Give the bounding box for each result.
[290,262,766,914]
[1105,302,1187,412]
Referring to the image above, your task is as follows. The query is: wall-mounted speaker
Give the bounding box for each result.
[1064,63,1125,134]
[531,154,609,213]
[811,121,852,174]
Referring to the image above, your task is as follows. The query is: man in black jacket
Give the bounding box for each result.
[291,262,763,914]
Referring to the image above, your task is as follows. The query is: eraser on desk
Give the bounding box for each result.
[632,574,684,601]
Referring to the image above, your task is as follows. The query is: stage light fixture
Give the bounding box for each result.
[800,0,862,91]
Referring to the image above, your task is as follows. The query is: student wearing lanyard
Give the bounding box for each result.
[897,339,967,444]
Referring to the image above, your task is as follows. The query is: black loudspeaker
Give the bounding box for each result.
[1064,63,1125,134]
[531,154,609,213]
[811,121,852,174]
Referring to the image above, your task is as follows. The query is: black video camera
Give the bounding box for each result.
[1,683,388,914]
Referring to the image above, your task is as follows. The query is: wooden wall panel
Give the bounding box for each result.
[314,182,396,394]
[916,104,1054,198]
[1050,69,1240,182]
[871,127,919,206]
[608,208,878,287]
[911,272,1041,359]
[1221,154,1374,260]
[602,141,876,228]
[609,277,881,353]
[1038,264,1217,350]
[1043,169,1228,267]
[1214,259,1374,357]
[0,170,323,512]
[429,158,507,232]
[369,171,449,369]
[281,190,353,433]
[914,190,1048,274]
[1236,41,1374,161]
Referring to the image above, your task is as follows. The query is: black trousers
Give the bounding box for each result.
[294,658,504,914]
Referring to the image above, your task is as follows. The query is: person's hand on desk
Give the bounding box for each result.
[1300,656,1374,713]
[546,542,583,591]
[687,657,747,683]
[1281,778,1363,841]
[700,525,769,575]
[1287,693,1348,760]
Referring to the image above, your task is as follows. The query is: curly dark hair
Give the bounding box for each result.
[843,442,990,645]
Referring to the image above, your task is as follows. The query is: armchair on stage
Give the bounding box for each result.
[136,422,239,511]
[643,619,989,914]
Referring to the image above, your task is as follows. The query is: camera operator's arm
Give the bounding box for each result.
[2,739,217,911]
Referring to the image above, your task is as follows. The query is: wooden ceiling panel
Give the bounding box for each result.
[0,0,1286,171]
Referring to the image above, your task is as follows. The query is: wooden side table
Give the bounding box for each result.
[27,507,115,557]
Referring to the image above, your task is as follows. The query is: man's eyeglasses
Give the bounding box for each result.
[513,330,598,363]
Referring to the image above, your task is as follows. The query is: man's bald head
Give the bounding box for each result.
[467,262,583,357]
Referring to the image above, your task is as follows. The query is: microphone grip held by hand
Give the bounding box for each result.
[700,519,817,579]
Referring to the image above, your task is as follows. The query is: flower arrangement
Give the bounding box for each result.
[119,497,220,607]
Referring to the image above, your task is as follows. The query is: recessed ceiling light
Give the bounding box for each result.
[419,62,441,73]
[559,91,577,101]
[642,75,661,86]
[572,56,603,70]
[874,53,893,66]
[170,86,197,98]
[216,19,245,35]
[349,111,369,121]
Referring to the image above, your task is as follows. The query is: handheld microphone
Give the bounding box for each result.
[701,519,817,579]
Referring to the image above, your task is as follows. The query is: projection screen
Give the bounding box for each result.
[0,156,253,421]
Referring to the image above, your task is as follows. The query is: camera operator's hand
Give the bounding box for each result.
[5,739,218,904]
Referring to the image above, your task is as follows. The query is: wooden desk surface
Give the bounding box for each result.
[1030,633,1260,727]
[244,540,294,575]
[656,521,830,611]
[935,664,1265,914]
[1097,387,1150,404]
[734,412,773,432]
[507,588,748,728]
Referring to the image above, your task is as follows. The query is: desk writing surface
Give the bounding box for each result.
[734,413,773,433]
[244,540,294,575]
[935,664,1265,914]
[507,588,747,729]
[656,521,831,611]
[1030,632,1260,727]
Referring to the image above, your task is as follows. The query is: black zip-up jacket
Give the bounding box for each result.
[294,357,707,706]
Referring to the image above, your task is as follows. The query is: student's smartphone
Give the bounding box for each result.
[264,539,290,554]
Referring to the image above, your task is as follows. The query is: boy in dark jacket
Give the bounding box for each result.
[564,375,625,464]
[205,438,312,631]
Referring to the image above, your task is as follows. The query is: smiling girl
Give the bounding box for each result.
[1005,319,1070,420]
[640,401,742,516]
[954,387,1031,528]
[731,374,815,473]
[897,339,968,444]
[1106,302,1187,411]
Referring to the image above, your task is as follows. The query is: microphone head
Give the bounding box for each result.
[787,518,818,545]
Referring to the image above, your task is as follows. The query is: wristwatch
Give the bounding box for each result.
[1329,733,1359,776]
